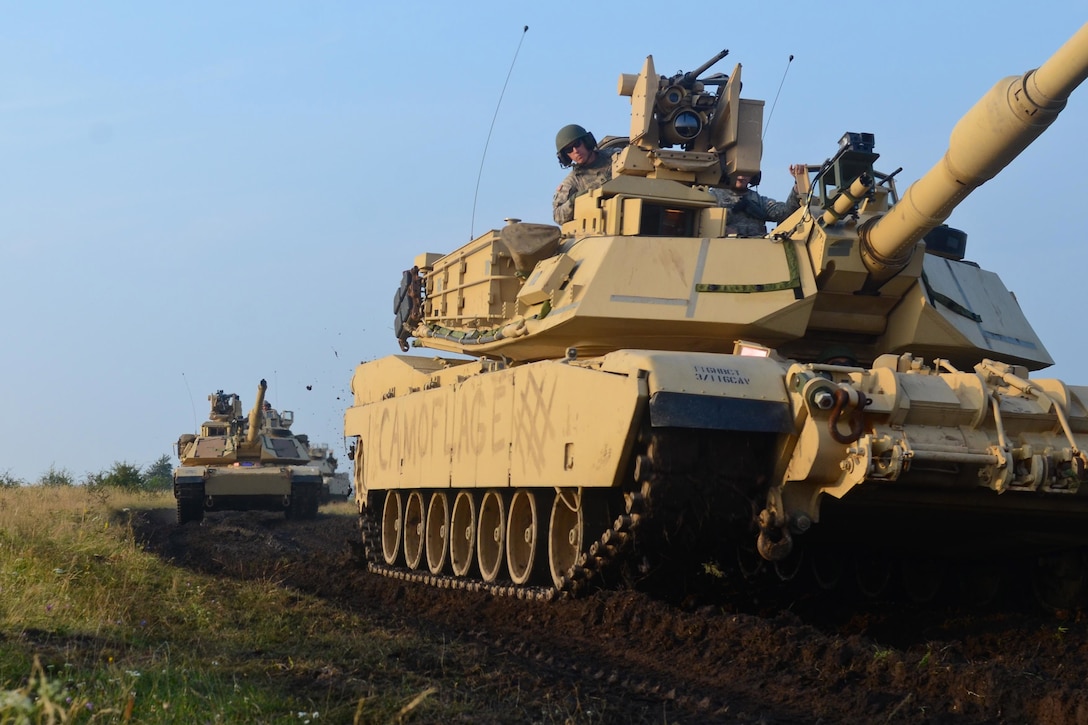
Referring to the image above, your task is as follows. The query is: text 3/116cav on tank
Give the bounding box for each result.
[344,24,1088,607]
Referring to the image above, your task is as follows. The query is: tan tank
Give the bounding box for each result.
[304,442,353,503]
[346,24,1088,607]
[174,379,323,524]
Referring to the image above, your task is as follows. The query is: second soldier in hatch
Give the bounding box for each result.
[552,124,619,225]
[712,165,805,236]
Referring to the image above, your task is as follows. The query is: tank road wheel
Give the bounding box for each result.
[735,545,765,580]
[773,546,805,582]
[957,561,1003,607]
[808,546,842,590]
[548,489,592,588]
[854,549,892,598]
[1031,550,1087,612]
[404,491,426,570]
[477,490,506,583]
[450,491,477,578]
[900,556,945,604]
[381,492,404,566]
[425,493,450,575]
[507,490,553,586]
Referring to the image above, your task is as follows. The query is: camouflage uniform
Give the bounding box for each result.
[552,147,620,224]
[711,186,802,237]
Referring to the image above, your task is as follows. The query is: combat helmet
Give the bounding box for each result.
[556,124,598,167]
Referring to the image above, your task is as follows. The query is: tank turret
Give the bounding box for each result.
[390,25,1088,373]
[348,23,1088,609]
[172,379,323,524]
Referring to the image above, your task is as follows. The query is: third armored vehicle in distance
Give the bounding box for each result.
[345,24,1088,607]
[303,442,353,503]
[174,379,323,524]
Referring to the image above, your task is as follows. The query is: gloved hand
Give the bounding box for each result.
[731,197,750,215]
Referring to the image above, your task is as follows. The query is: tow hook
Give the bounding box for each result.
[828,387,868,444]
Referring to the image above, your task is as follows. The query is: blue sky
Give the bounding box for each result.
[2,2,1085,483]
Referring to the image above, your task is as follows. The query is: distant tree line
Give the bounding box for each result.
[0,455,174,491]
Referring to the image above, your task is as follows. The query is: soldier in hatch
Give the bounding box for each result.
[712,165,806,236]
[552,124,620,225]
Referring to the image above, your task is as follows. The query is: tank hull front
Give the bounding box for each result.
[173,465,323,523]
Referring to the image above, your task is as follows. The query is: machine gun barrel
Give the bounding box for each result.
[682,49,728,86]
[861,22,1088,286]
[246,379,268,446]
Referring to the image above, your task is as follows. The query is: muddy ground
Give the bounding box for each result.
[133,507,1088,724]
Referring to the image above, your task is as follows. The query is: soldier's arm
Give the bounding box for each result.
[761,186,802,222]
[553,178,577,224]
[710,187,732,208]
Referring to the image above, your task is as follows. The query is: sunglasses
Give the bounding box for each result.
[560,138,585,156]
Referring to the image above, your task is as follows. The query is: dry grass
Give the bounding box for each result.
[0,487,452,723]
[0,485,619,724]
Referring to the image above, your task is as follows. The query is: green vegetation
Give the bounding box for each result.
[0,484,470,724]
[142,456,174,492]
[1,457,175,493]
[38,465,76,488]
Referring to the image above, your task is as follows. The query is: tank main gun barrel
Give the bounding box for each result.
[861,22,1088,286]
[246,379,268,446]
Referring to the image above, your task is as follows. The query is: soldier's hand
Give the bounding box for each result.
[789,164,807,194]
[732,197,750,215]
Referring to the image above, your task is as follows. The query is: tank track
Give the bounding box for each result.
[175,483,205,525]
[356,424,1088,610]
[286,481,321,520]
[355,429,771,601]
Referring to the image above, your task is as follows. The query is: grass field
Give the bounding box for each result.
[0,486,460,724]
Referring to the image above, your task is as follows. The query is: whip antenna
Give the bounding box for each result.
[762,54,794,142]
[470,25,529,240]
[182,372,198,432]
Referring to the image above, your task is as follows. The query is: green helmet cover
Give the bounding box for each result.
[555,124,590,153]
